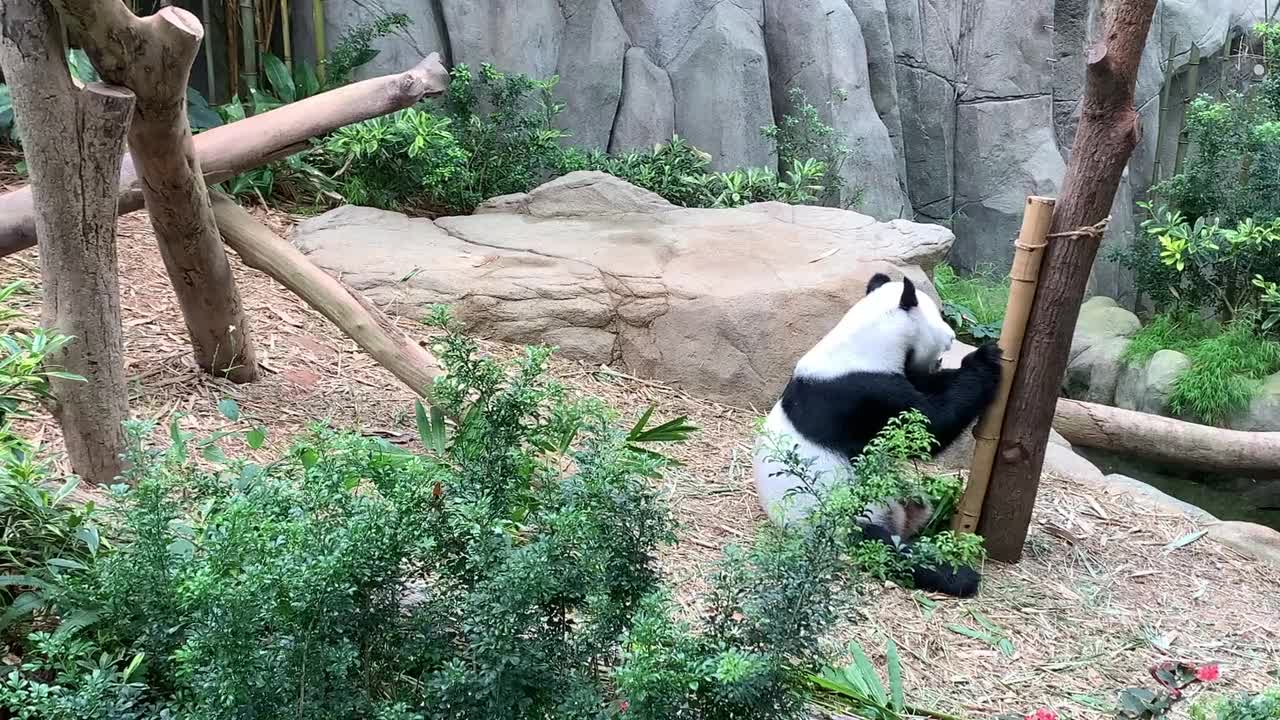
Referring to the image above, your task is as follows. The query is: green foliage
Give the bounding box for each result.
[808,639,934,720]
[560,138,828,209]
[1191,686,1280,720]
[932,263,1009,343]
[322,12,412,89]
[319,107,469,210]
[1120,313,1214,368]
[1167,317,1280,424]
[0,282,102,638]
[761,86,859,209]
[758,409,984,589]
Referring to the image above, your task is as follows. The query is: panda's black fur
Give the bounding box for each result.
[753,272,1003,598]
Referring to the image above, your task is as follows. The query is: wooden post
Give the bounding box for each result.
[952,196,1054,534]
[0,1,135,484]
[977,0,1159,563]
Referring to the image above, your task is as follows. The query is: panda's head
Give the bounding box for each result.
[794,272,956,379]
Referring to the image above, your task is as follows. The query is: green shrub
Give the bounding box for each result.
[1120,312,1214,368]
[559,137,827,209]
[932,262,1009,343]
[1191,685,1280,720]
[3,307,946,719]
[762,86,859,209]
[1167,317,1280,424]
[322,12,413,89]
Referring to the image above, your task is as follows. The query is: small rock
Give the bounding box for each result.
[1042,443,1106,486]
[1208,521,1280,571]
[1071,296,1141,357]
[1063,335,1129,405]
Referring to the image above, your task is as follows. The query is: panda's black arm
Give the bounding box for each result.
[886,363,1001,453]
[905,366,964,394]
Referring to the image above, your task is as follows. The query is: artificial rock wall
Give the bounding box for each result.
[288,0,1268,305]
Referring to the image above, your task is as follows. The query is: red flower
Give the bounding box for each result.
[619,700,629,713]
[1025,708,1058,720]
[1195,664,1220,682]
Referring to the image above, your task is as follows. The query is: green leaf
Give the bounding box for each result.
[294,62,321,99]
[217,397,241,421]
[300,447,319,468]
[885,638,905,712]
[186,86,223,130]
[1164,529,1208,551]
[415,400,447,454]
[848,641,887,706]
[246,426,267,450]
[201,442,228,465]
[262,53,296,103]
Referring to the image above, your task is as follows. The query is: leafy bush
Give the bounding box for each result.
[322,12,412,89]
[1191,685,1280,720]
[559,137,827,209]
[0,281,101,638]
[762,86,859,209]
[932,262,1009,343]
[4,307,961,719]
[1167,316,1280,424]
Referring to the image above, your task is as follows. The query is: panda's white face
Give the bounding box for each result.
[793,274,955,380]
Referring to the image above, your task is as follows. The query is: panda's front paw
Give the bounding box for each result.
[962,342,1003,374]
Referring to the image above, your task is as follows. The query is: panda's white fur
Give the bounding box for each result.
[751,272,1002,597]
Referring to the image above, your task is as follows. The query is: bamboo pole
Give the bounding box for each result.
[281,0,292,71]
[202,0,216,103]
[952,196,1055,534]
[1151,34,1177,186]
[238,0,258,109]
[1173,43,1201,176]
[312,0,325,83]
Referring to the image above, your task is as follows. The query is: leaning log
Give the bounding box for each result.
[209,192,443,400]
[1053,398,1280,475]
[0,53,449,259]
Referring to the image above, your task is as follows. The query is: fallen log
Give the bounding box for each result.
[0,52,448,259]
[1053,398,1280,475]
[209,192,443,400]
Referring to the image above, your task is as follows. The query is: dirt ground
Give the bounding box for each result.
[1,198,1277,719]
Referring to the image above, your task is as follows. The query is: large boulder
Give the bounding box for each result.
[553,0,628,151]
[1063,296,1142,405]
[1208,520,1280,572]
[291,172,953,409]
[609,48,676,153]
[1115,349,1191,416]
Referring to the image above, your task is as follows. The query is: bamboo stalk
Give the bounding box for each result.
[239,0,257,113]
[952,196,1055,534]
[1173,43,1201,176]
[1151,34,1177,187]
[202,0,216,103]
[226,0,239,99]
[281,0,292,71]
[312,0,325,83]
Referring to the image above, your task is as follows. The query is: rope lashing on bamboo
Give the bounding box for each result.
[1045,216,1111,241]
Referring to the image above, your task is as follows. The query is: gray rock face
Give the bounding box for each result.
[554,0,627,151]
[763,0,908,216]
[306,0,1268,295]
[1115,349,1191,416]
[1064,297,1142,405]
[667,2,775,171]
[1229,372,1280,432]
[291,172,954,409]
[609,48,676,153]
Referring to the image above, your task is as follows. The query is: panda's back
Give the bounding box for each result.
[780,370,914,460]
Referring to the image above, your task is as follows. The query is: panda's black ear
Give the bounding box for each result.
[899,277,918,310]
[866,273,891,295]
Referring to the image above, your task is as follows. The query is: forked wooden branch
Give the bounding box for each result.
[0,52,449,258]
[210,192,443,400]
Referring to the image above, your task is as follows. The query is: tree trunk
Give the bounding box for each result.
[53,3,259,383]
[0,53,449,259]
[210,192,443,399]
[978,0,1160,563]
[0,2,134,484]
[1053,399,1280,475]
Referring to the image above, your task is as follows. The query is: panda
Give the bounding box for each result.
[752,271,1003,598]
